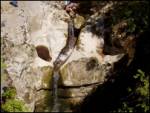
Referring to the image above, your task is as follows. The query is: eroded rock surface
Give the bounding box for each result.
[1,1,132,112]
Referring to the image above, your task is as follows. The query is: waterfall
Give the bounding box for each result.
[51,17,76,112]
[68,19,75,38]
[51,71,60,112]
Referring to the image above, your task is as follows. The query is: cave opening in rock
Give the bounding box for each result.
[36,45,52,62]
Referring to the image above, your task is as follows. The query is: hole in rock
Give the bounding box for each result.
[36,45,52,62]
[86,58,99,71]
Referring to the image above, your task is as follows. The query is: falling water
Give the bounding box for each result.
[68,19,75,38]
[51,18,76,112]
[51,71,60,112]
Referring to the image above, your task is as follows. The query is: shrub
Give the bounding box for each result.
[116,69,149,112]
[2,87,16,99]
[2,99,29,112]
[2,87,29,112]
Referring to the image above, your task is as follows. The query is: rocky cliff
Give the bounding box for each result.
[1,1,149,112]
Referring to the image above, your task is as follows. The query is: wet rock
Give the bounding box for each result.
[58,85,98,98]
[40,66,53,89]
[60,57,111,86]
[35,90,52,112]
[34,90,84,112]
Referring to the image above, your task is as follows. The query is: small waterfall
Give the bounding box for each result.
[68,19,75,38]
[51,71,60,112]
[51,17,76,112]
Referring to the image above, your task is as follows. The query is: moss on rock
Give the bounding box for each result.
[74,15,85,29]
[41,66,53,89]
[35,90,54,112]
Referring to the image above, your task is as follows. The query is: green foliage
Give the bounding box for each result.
[2,87,16,99]
[134,70,149,97]
[2,99,29,112]
[134,70,149,112]
[115,69,149,112]
[117,102,134,112]
[2,87,29,112]
[111,1,149,33]
[127,18,136,33]
[124,10,132,18]
[1,43,29,112]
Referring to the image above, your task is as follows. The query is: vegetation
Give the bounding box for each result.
[77,2,149,112]
[2,87,29,112]
[116,69,149,112]
[2,99,29,112]
[111,1,149,33]
[2,87,16,99]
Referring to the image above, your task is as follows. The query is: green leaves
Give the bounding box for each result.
[115,69,149,112]
[2,87,29,112]
[124,10,132,17]
[133,69,144,79]
[2,87,16,99]
[2,99,29,112]
[134,70,149,97]
[127,18,136,33]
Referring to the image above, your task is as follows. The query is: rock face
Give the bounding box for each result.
[60,57,110,86]
[1,1,132,112]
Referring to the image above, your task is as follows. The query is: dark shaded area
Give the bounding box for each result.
[75,29,150,112]
[36,45,52,62]
[86,1,149,56]
[134,30,150,73]
[67,1,108,20]
[10,0,18,7]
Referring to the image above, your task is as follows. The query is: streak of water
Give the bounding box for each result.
[51,71,60,112]
[68,19,75,38]
[51,17,76,112]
